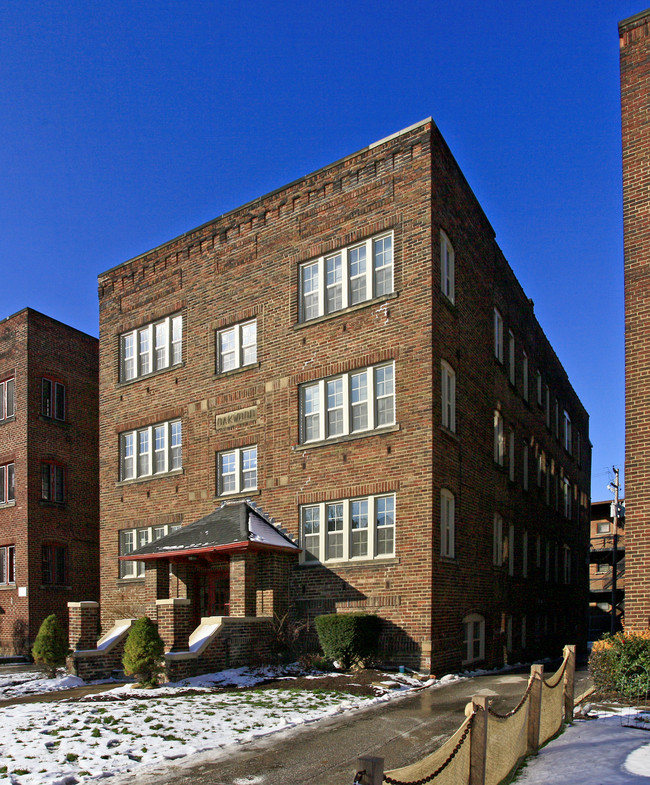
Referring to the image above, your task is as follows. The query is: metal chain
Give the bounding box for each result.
[382,711,476,785]
[354,771,367,785]
[543,656,568,688]
[488,677,535,719]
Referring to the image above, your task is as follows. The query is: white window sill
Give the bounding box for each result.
[299,556,399,568]
[117,362,184,387]
[116,468,184,487]
[213,361,260,379]
[214,489,261,501]
[0,501,16,509]
[296,424,399,451]
[294,291,399,330]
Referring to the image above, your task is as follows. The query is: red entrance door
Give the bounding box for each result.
[195,566,230,622]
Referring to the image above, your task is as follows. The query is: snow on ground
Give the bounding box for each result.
[515,709,650,784]
[0,665,427,784]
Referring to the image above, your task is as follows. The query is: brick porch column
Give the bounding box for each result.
[67,601,99,651]
[229,553,257,617]
[156,598,193,652]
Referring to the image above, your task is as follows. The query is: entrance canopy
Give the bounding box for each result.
[121,501,300,562]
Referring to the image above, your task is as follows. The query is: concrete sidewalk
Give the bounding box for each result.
[117,667,592,785]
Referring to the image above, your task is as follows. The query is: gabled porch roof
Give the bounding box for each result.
[120,501,300,561]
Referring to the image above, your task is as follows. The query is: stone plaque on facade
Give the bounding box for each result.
[215,406,257,431]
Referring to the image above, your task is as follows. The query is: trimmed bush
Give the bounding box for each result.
[32,614,70,678]
[314,613,381,670]
[122,617,165,687]
[589,629,650,698]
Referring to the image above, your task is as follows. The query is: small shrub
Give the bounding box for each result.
[122,617,165,687]
[314,613,381,670]
[589,629,650,699]
[32,614,70,678]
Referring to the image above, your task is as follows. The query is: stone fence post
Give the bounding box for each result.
[67,601,99,651]
[156,598,193,652]
[354,755,384,785]
[527,663,544,755]
[469,695,488,785]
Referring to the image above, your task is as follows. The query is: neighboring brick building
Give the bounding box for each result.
[0,308,99,655]
[87,118,590,675]
[621,9,650,632]
[588,499,625,639]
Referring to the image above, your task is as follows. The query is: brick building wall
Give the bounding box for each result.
[95,119,589,672]
[0,309,99,654]
[621,10,650,631]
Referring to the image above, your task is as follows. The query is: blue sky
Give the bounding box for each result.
[0,0,639,496]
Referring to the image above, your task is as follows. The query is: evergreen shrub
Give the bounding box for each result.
[589,629,650,698]
[122,616,165,687]
[32,614,70,678]
[314,613,381,670]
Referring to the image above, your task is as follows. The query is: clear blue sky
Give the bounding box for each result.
[0,0,638,497]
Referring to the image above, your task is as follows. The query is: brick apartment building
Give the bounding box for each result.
[621,9,650,632]
[0,308,99,655]
[85,118,590,676]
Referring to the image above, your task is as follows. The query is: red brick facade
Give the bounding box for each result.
[94,120,590,673]
[0,309,99,655]
[621,10,650,632]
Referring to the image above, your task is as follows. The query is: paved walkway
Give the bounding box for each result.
[110,667,593,785]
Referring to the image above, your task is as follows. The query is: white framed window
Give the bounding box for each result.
[563,477,572,519]
[563,410,572,454]
[440,230,455,303]
[463,613,485,664]
[441,361,456,432]
[0,545,15,584]
[440,488,455,558]
[216,319,257,373]
[41,462,65,503]
[493,410,504,465]
[119,522,181,579]
[42,377,65,420]
[537,450,545,488]
[299,232,393,321]
[0,377,15,421]
[554,399,559,438]
[493,513,504,566]
[508,331,515,384]
[0,463,15,505]
[597,520,611,534]
[494,308,503,362]
[300,362,395,444]
[508,428,515,481]
[300,493,395,563]
[119,313,182,382]
[120,419,182,480]
[217,445,257,495]
[522,529,528,577]
[522,440,529,491]
[522,352,529,402]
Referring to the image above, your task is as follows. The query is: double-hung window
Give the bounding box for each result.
[120,419,182,480]
[42,378,65,420]
[494,308,504,362]
[216,319,257,373]
[42,544,67,585]
[119,522,181,579]
[463,614,485,664]
[120,313,183,382]
[41,462,65,503]
[493,513,504,566]
[300,362,395,444]
[0,377,15,421]
[563,410,572,454]
[563,477,572,519]
[493,410,504,465]
[441,361,456,432]
[217,446,257,495]
[301,494,395,563]
[0,545,15,584]
[440,230,455,303]
[440,489,455,558]
[299,232,393,321]
[0,463,15,505]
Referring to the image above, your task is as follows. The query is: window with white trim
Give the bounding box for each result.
[522,352,529,402]
[300,362,395,444]
[41,462,65,503]
[299,232,393,322]
[119,523,182,579]
[119,313,183,382]
[494,309,503,362]
[120,419,182,480]
[493,410,504,465]
[0,545,15,584]
[463,613,485,664]
[563,477,572,519]
[42,544,67,586]
[217,446,257,495]
[441,361,456,432]
[554,399,559,438]
[0,377,15,421]
[216,319,257,373]
[42,378,65,420]
[493,513,504,566]
[440,230,455,303]
[300,494,395,563]
[508,331,515,384]
[0,463,15,505]
[563,410,572,454]
[440,488,455,558]
[596,520,611,534]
